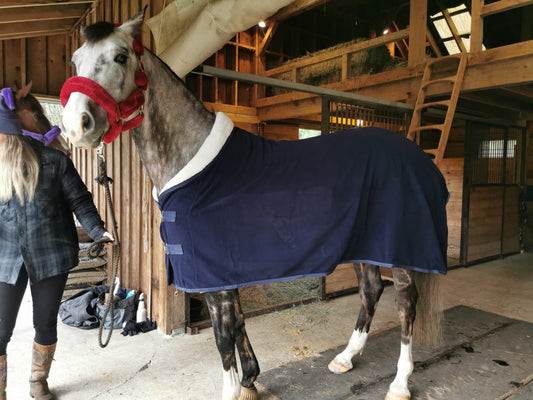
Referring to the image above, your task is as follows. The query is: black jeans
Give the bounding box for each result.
[0,267,68,355]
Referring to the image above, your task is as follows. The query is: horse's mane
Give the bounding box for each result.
[144,48,214,117]
[81,21,115,44]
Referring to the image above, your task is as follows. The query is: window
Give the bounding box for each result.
[430,4,486,55]
[299,128,321,139]
[36,97,63,127]
[478,139,516,159]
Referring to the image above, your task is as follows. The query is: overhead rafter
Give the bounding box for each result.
[271,0,327,22]
[258,22,279,57]
[439,5,467,53]
[0,0,93,5]
[481,0,533,17]
[0,1,95,40]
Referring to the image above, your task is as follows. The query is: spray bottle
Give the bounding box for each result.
[136,292,147,323]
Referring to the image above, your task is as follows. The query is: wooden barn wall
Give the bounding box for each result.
[0,0,264,335]
[0,35,69,95]
[440,158,463,265]
[65,0,184,335]
[527,123,533,194]
[441,124,465,265]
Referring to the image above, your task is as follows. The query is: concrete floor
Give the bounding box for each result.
[5,251,533,400]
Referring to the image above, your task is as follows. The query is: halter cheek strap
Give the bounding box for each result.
[1,87,61,146]
[59,34,147,144]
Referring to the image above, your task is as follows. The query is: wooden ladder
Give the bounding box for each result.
[407,54,467,166]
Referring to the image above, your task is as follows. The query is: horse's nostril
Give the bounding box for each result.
[81,112,90,131]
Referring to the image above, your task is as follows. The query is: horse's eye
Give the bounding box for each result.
[114,54,128,65]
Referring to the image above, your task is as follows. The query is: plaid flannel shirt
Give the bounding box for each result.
[0,141,106,284]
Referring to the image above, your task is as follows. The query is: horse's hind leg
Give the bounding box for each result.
[329,263,384,374]
[204,289,259,400]
[385,268,417,400]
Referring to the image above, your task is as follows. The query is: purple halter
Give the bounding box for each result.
[1,87,61,146]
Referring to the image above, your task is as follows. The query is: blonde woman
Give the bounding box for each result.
[0,96,113,400]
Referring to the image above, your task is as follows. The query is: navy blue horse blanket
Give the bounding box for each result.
[157,122,448,293]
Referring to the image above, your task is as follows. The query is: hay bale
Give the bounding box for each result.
[269,38,404,96]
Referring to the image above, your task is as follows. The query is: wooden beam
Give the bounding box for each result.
[426,28,443,57]
[392,21,409,59]
[409,0,428,66]
[258,22,278,57]
[0,29,71,41]
[460,92,532,113]
[470,0,484,53]
[204,102,259,124]
[500,84,533,98]
[0,0,93,6]
[0,19,78,39]
[441,6,467,53]
[0,4,90,23]
[481,0,533,17]
[20,39,26,87]
[0,42,4,87]
[272,0,327,22]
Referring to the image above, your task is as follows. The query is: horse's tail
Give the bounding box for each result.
[413,271,443,349]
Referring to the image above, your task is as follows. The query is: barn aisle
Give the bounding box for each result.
[6,252,533,400]
[259,306,533,399]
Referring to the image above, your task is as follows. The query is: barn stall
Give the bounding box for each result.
[0,0,532,335]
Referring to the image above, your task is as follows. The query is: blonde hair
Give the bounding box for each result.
[0,134,40,204]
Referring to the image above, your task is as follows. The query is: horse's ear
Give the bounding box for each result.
[16,81,33,99]
[79,24,87,41]
[120,6,147,38]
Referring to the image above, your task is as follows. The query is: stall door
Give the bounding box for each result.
[462,123,526,264]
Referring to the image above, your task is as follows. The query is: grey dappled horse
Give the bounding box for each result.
[60,9,446,400]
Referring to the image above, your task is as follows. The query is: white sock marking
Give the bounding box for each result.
[334,329,368,368]
[222,366,241,400]
[389,340,414,397]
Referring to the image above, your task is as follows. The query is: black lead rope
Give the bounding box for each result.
[90,147,121,348]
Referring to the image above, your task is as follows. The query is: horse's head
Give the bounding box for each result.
[61,8,146,149]
[4,82,70,155]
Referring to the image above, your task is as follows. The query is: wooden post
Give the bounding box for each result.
[20,39,26,86]
[408,0,428,66]
[321,96,330,136]
[470,0,484,53]
[341,53,348,81]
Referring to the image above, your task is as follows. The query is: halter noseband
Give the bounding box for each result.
[1,87,61,146]
[59,33,147,144]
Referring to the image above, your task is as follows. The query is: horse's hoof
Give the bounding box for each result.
[328,357,352,374]
[239,385,258,400]
[384,390,410,400]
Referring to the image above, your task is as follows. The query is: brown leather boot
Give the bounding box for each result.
[0,354,6,400]
[29,342,56,400]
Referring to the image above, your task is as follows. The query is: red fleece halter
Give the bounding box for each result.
[60,35,147,144]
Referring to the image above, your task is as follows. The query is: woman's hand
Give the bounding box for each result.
[102,231,115,243]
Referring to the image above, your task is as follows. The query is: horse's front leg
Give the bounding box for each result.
[329,263,384,373]
[385,268,417,400]
[204,289,259,400]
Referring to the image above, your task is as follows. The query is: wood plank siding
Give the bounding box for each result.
[67,0,184,335]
